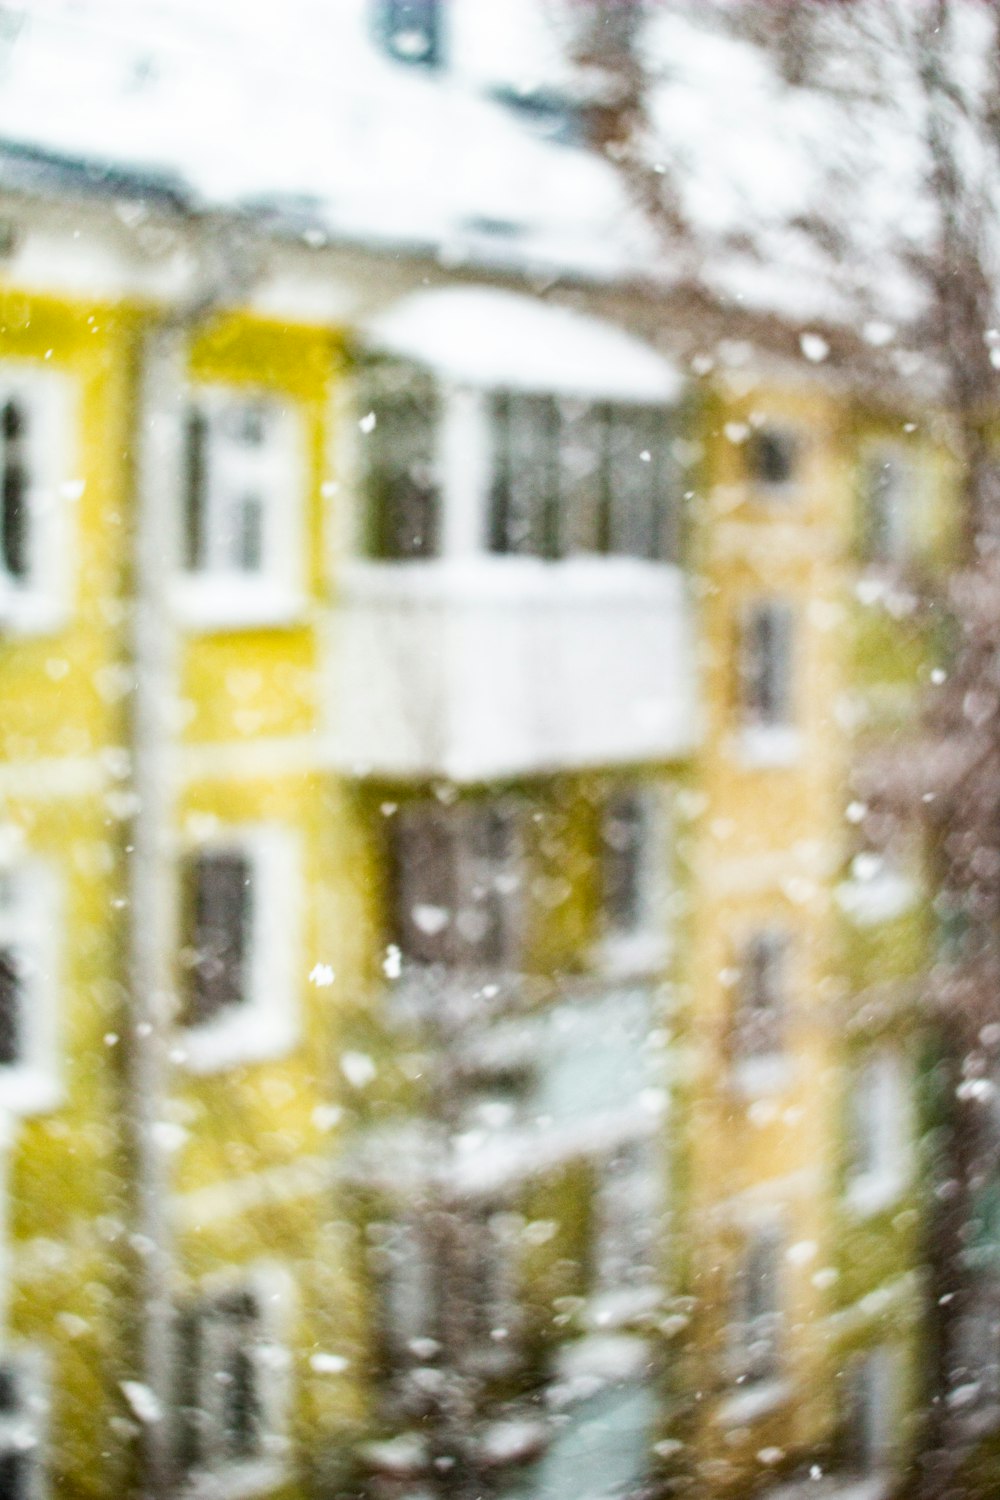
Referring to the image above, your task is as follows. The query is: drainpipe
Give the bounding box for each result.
[125,215,261,1499]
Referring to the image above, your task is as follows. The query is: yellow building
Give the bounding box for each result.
[0,4,950,1500]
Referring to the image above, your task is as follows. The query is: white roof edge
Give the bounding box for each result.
[361,286,684,403]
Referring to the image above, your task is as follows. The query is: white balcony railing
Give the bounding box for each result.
[331,558,698,780]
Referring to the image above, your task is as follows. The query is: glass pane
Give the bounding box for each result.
[363,373,440,559]
[488,393,560,557]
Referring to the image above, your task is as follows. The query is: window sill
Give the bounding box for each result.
[716,1378,790,1427]
[845,1173,907,1220]
[0,1067,62,1117]
[766,1476,890,1500]
[595,933,669,980]
[178,1011,299,1075]
[183,1457,287,1500]
[835,874,917,927]
[0,591,70,639]
[171,578,306,634]
[736,727,801,769]
[585,1285,660,1331]
[729,1057,792,1098]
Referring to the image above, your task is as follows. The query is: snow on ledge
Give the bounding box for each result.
[362,287,684,403]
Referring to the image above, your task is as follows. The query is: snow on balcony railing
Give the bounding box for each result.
[332,557,698,780]
[346,978,667,1197]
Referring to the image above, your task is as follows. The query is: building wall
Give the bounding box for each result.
[0,238,950,1499]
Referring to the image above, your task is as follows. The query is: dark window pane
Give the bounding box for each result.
[363,379,440,559]
[740,602,793,727]
[388,808,455,965]
[231,403,267,447]
[606,405,661,559]
[379,0,442,66]
[735,932,786,1059]
[235,494,264,572]
[0,1449,26,1500]
[748,427,798,488]
[461,805,521,968]
[182,407,209,571]
[559,400,608,555]
[0,1367,18,1418]
[387,802,521,970]
[602,790,648,936]
[176,1309,203,1471]
[488,393,560,557]
[225,1342,261,1460]
[0,948,21,1068]
[182,851,253,1026]
[1,399,29,581]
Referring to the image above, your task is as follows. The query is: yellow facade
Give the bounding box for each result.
[0,258,939,1500]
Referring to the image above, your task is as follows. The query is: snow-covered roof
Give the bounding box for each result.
[0,0,644,282]
[1,0,995,345]
[363,286,684,401]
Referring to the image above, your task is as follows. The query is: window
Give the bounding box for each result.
[845,1052,910,1212]
[489,393,561,557]
[862,449,911,566]
[738,600,794,731]
[377,0,442,66]
[453,1207,521,1366]
[747,426,799,493]
[180,849,252,1029]
[178,1274,289,1480]
[371,1206,519,1376]
[360,367,440,559]
[600,787,668,967]
[488,395,676,563]
[0,1355,46,1500]
[954,1277,1000,1413]
[0,864,59,1115]
[1,396,29,583]
[731,930,787,1070]
[178,830,299,1072]
[593,1136,662,1303]
[839,1346,897,1475]
[729,1227,783,1388]
[178,385,303,623]
[0,364,71,632]
[368,1216,437,1368]
[387,801,522,971]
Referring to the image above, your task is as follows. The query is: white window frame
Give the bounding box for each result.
[598,784,670,976]
[0,1347,49,1500]
[0,858,60,1116]
[179,1263,293,1500]
[845,1051,911,1216]
[177,826,300,1075]
[172,383,306,631]
[0,362,74,636]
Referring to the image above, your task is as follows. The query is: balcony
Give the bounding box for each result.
[331,557,698,781]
